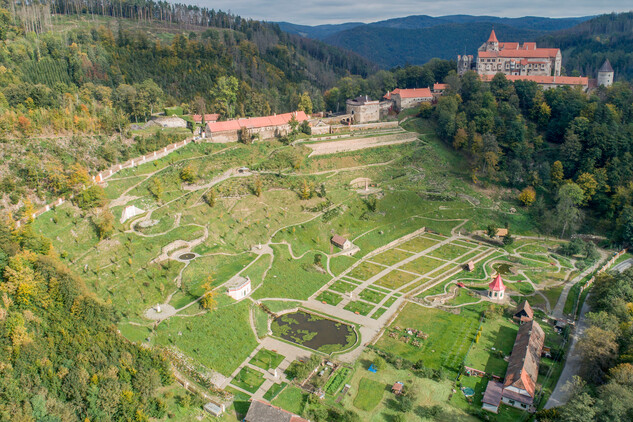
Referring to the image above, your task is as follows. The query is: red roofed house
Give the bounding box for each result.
[513,300,534,324]
[385,88,433,111]
[488,274,506,300]
[244,399,309,422]
[192,114,220,124]
[459,29,562,78]
[331,235,352,250]
[205,111,308,143]
[482,320,545,413]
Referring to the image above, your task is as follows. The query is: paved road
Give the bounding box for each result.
[544,297,590,409]
[546,254,626,409]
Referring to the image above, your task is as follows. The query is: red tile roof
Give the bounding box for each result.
[391,88,432,99]
[433,83,447,91]
[503,320,545,398]
[206,111,308,133]
[480,74,588,86]
[192,114,220,123]
[479,48,560,59]
[489,274,505,292]
[487,29,498,43]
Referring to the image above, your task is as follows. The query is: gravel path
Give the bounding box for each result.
[307,132,419,156]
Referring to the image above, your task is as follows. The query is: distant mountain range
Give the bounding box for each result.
[275,15,593,68]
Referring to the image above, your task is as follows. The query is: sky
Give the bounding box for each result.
[176,0,631,25]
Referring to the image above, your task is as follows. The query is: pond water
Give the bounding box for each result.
[494,263,513,275]
[272,311,357,354]
[179,253,196,260]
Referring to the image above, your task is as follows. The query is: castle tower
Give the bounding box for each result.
[598,59,614,87]
[486,29,499,52]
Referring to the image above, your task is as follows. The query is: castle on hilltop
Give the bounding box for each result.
[458,29,561,77]
[458,29,614,90]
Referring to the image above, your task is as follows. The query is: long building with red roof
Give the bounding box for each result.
[205,111,308,143]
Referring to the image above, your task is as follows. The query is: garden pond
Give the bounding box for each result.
[272,311,357,354]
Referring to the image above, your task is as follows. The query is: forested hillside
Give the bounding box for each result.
[539,12,633,80]
[324,23,542,68]
[0,217,173,421]
[434,71,633,243]
[0,0,376,217]
[277,14,589,42]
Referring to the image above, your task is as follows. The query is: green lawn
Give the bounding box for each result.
[400,256,446,276]
[464,315,517,377]
[370,307,388,319]
[155,296,258,376]
[329,280,357,293]
[348,261,386,281]
[398,235,440,253]
[373,269,418,290]
[375,303,481,374]
[263,382,287,401]
[371,248,414,266]
[383,296,397,307]
[353,378,386,411]
[428,243,471,261]
[252,245,330,300]
[359,288,387,303]
[249,349,284,371]
[231,366,266,394]
[317,290,344,305]
[272,385,307,415]
[344,300,375,316]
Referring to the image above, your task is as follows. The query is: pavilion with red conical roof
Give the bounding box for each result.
[488,274,506,300]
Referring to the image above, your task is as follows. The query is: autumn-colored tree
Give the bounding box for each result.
[148,178,163,201]
[453,128,467,150]
[203,189,216,207]
[92,208,115,240]
[297,92,313,115]
[69,163,91,189]
[179,164,196,183]
[300,179,311,200]
[551,161,564,187]
[518,186,536,207]
[577,172,598,204]
[201,291,217,310]
[254,177,263,197]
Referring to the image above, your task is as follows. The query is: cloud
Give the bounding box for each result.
[175,0,632,24]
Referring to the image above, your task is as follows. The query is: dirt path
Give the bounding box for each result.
[307,132,419,156]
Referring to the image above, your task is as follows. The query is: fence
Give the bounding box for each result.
[581,248,627,290]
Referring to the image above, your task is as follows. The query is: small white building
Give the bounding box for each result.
[488,274,506,300]
[120,205,145,223]
[226,275,251,300]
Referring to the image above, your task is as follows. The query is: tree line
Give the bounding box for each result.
[0,216,173,421]
[433,71,633,245]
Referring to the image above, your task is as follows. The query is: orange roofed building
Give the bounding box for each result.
[205,111,308,143]
[483,320,545,413]
[384,88,433,111]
